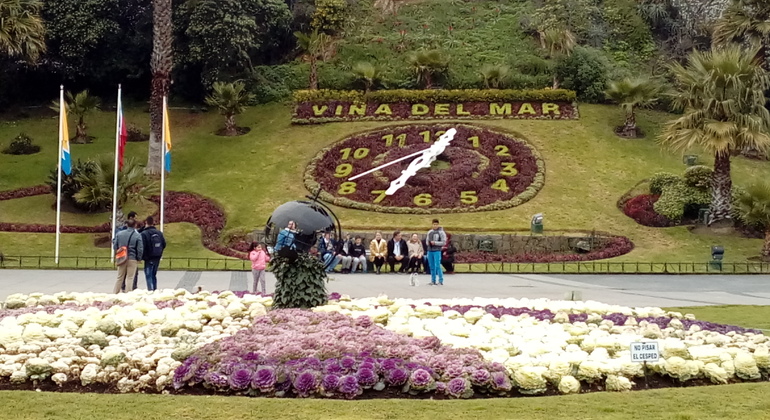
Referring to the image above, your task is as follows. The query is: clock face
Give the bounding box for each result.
[305,123,545,213]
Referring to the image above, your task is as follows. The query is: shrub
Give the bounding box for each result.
[47,160,99,211]
[293,88,577,104]
[623,194,673,227]
[126,124,149,142]
[554,46,609,103]
[311,0,347,34]
[653,179,710,221]
[249,64,309,103]
[3,133,40,155]
[683,165,713,189]
[649,172,680,195]
[270,253,328,309]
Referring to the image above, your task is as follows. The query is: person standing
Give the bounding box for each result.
[274,220,297,251]
[426,219,447,285]
[116,211,139,292]
[113,218,143,294]
[369,231,387,274]
[349,236,368,273]
[140,216,166,291]
[248,242,270,294]
[386,231,408,273]
[318,231,341,273]
[441,233,457,274]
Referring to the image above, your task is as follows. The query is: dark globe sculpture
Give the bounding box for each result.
[264,199,341,254]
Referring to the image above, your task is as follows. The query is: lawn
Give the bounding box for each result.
[1,103,769,262]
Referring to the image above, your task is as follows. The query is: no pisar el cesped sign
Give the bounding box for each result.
[305,123,545,214]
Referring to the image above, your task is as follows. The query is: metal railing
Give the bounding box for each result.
[1,256,769,274]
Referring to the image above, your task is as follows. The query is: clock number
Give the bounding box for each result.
[382,134,407,147]
[500,162,518,176]
[420,130,431,143]
[353,148,370,159]
[396,133,407,147]
[460,191,478,204]
[371,190,387,203]
[495,145,511,157]
[435,130,446,139]
[340,148,369,160]
[491,179,510,193]
[338,182,357,195]
[334,163,353,178]
[414,193,432,207]
[382,134,393,147]
[467,136,479,148]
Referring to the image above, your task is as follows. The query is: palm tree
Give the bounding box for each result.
[294,30,331,90]
[147,0,173,175]
[0,0,46,62]
[479,64,511,89]
[538,27,576,89]
[658,46,770,226]
[407,50,449,89]
[736,182,770,259]
[712,0,770,68]
[352,62,382,93]
[204,81,255,136]
[50,90,101,144]
[74,156,159,214]
[605,77,663,138]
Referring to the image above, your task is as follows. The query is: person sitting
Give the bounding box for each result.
[274,220,298,251]
[369,231,387,274]
[337,233,353,273]
[386,230,408,273]
[407,233,425,274]
[421,237,431,274]
[318,231,341,273]
[308,245,320,259]
[349,236,368,273]
[441,233,457,274]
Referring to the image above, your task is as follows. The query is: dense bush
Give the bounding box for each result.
[2,134,40,155]
[554,46,609,103]
[649,172,681,195]
[249,64,309,103]
[311,0,347,34]
[46,160,99,211]
[683,165,713,189]
[126,124,149,142]
[271,253,328,309]
[623,194,673,227]
[293,88,577,104]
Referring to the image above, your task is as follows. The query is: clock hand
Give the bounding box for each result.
[385,128,457,195]
[348,148,428,181]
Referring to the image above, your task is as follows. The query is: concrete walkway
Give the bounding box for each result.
[1,270,770,307]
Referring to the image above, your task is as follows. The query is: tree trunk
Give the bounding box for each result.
[552,75,560,89]
[621,110,637,137]
[75,118,88,143]
[763,229,770,259]
[147,0,173,176]
[424,72,432,89]
[309,56,318,90]
[225,114,237,136]
[709,151,733,225]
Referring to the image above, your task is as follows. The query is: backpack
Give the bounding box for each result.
[115,231,135,266]
[148,230,164,258]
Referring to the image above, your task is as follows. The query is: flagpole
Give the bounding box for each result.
[110,85,122,262]
[55,85,64,265]
[160,96,166,232]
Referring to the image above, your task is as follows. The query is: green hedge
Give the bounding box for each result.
[293,88,577,104]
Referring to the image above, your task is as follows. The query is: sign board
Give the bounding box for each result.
[630,341,659,363]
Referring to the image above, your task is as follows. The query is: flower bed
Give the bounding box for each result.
[454,236,634,263]
[1,290,768,398]
[622,195,674,228]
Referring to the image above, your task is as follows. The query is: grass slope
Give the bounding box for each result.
[1,103,769,262]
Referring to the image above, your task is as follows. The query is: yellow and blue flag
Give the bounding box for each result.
[163,100,172,172]
[60,96,71,175]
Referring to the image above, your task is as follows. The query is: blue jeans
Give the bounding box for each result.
[428,250,443,284]
[322,254,341,272]
[144,258,160,290]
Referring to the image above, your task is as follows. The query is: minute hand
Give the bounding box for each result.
[384,129,457,195]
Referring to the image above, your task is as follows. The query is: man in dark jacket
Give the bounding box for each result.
[140,216,166,291]
[386,230,408,273]
[113,219,143,294]
[426,219,447,285]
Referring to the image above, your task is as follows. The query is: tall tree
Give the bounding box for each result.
[0,0,46,61]
[658,46,770,225]
[50,90,102,143]
[605,77,663,138]
[713,0,770,67]
[147,0,173,175]
[294,29,331,90]
[736,182,770,259]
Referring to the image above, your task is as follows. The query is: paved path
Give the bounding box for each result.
[1,270,770,307]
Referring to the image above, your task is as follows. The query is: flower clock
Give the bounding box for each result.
[305,123,545,213]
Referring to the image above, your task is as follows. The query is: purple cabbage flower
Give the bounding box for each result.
[381,358,399,371]
[490,371,512,392]
[340,356,357,371]
[386,368,409,386]
[435,381,447,394]
[338,375,361,399]
[328,292,342,301]
[444,363,464,379]
[471,368,491,386]
[293,372,318,397]
[324,361,343,375]
[204,371,229,388]
[321,374,341,395]
[172,364,192,389]
[228,368,252,390]
[409,368,434,390]
[355,316,373,328]
[252,367,277,392]
[356,368,378,388]
[447,377,470,398]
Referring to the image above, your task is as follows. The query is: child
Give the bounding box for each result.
[249,242,270,294]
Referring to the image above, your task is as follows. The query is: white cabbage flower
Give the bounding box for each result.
[512,366,548,394]
[703,363,729,384]
[557,375,581,394]
[21,323,46,343]
[576,361,602,383]
[80,364,99,385]
[543,359,572,384]
[605,375,633,391]
[663,356,698,381]
[51,372,68,386]
[753,345,770,369]
[734,351,761,380]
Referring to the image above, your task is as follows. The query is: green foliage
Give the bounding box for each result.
[0,0,46,61]
[318,62,355,90]
[293,88,577,104]
[601,0,654,56]
[72,157,158,212]
[204,81,255,134]
[683,165,713,189]
[351,61,384,92]
[408,50,449,89]
[605,77,663,114]
[270,253,328,309]
[554,46,609,103]
[531,0,602,44]
[649,172,680,195]
[126,124,149,142]
[311,0,347,34]
[47,159,98,211]
[50,90,102,143]
[249,64,309,103]
[479,64,511,89]
[179,0,292,87]
[736,182,770,230]
[2,133,40,155]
